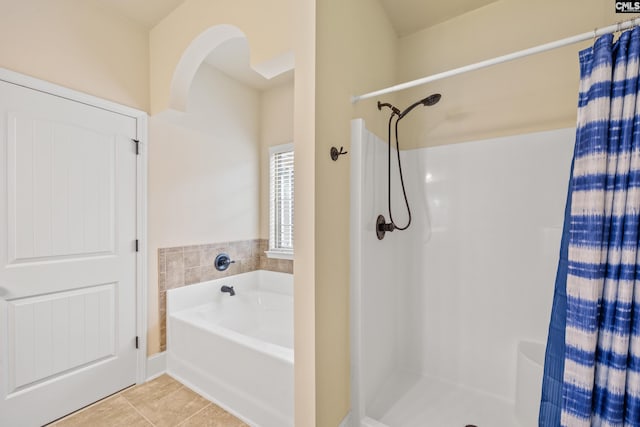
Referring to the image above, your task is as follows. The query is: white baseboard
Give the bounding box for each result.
[339,412,352,427]
[146,352,166,381]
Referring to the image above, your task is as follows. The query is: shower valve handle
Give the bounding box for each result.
[214,253,235,271]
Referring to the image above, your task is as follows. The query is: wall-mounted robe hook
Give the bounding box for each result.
[330,146,348,161]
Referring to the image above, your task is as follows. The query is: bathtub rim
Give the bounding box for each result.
[167,269,293,314]
[167,269,294,367]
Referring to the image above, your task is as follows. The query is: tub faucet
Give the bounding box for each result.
[221,285,235,296]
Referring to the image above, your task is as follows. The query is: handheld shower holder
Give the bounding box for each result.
[376,215,395,240]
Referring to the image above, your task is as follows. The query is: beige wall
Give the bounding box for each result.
[149,0,293,114]
[0,0,149,111]
[293,0,317,424]
[396,0,640,148]
[295,0,398,425]
[260,81,295,239]
[147,64,261,354]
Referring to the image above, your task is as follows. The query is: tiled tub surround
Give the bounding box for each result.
[158,239,292,351]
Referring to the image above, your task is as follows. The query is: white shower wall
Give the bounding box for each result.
[351,119,574,423]
[350,119,413,419]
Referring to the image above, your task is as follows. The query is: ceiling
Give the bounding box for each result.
[98,0,501,36]
[379,0,500,37]
[94,0,185,28]
[94,0,496,88]
[94,0,291,89]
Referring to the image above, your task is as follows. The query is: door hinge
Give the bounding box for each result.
[135,336,139,349]
[132,138,140,155]
[135,239,139,252]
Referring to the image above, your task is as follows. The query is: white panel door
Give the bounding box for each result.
[0,80,138,426]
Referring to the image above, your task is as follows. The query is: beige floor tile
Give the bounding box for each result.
[179,404,249,427]
[53,395,152,427]
[122,374,183,407]
[52,375,249,427]
[134,385,210,427]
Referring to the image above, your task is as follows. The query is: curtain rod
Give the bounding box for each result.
[351,17,640,103]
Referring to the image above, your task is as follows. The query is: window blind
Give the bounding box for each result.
[269,144,294,253]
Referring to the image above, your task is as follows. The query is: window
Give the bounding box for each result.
[268,143,294,258]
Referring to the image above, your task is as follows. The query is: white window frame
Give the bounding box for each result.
[266,143,294,259]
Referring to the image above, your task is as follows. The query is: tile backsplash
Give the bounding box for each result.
[158,238,293,351]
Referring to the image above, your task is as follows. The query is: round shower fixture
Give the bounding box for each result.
[376,93,442,240]
[214,253,235,271]
[397,93,441,119]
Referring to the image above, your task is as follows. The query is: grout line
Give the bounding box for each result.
[120,379,186,425]
[121,379,178,427]
[163,384,186,401]
[175,403,212,427]
[122,395,156,427]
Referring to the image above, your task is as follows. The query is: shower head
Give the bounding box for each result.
[422,93,442,106]
[398,93,442,119]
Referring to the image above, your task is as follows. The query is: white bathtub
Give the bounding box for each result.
[515,341,545,427]
[167,270,293,427]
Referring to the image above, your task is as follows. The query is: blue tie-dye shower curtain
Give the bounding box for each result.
[540,27,640,426]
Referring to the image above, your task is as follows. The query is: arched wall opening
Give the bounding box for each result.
[168,24,294,113]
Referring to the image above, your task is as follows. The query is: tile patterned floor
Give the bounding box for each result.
[47,374,248,427]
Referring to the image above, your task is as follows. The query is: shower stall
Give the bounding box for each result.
[350,119,574,427]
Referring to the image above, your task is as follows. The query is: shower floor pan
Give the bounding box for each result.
[364,374,521,427]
